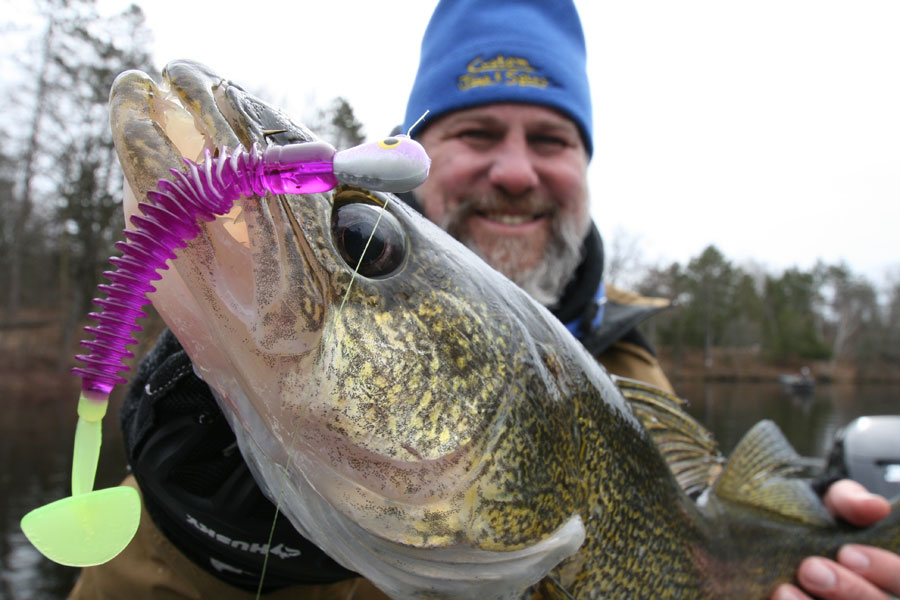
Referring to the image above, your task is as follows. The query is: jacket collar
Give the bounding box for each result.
[550,224,605,340]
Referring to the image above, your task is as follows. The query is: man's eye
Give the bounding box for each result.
[458,129,496,141]
[530,135,568,148]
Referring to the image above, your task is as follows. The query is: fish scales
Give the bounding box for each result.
[108,60,900,600]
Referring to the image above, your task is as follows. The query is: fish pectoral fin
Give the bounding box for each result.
[614,376,724,497]
[712,419,834,526]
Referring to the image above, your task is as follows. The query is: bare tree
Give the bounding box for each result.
[5,2,59,322]
[310,97,367,150]
[603,226,648,290]
[49,4,155,369]
[815,262,881,366]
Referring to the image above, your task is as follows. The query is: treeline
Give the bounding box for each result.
[631,245,900,371]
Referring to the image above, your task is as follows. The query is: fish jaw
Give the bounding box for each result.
[109,61,333,406]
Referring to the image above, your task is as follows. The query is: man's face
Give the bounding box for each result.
[414,103,591,307]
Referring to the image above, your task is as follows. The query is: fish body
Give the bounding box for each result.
[108,60,899,599]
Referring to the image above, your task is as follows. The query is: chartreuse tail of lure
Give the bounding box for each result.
[20,391,141,566]
[20,136,430,567]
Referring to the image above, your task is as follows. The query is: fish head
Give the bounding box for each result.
[109,60,594,598]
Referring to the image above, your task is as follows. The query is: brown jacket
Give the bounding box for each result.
[597,286,673,393]
[70,287,671,600]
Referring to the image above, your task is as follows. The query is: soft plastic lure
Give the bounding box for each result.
[20,135,430,567]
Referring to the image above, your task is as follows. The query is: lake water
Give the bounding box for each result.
[1,379,897,599]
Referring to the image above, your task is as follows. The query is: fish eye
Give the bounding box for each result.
[377,136,401,149]
[331,199,406,278]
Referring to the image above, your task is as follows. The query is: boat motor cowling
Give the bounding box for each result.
[824,415,900,502]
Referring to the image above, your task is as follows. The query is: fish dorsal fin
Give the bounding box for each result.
[713,420,833,526]
[614,376,724,497]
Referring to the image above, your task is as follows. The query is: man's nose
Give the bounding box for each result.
[487,139,539,196]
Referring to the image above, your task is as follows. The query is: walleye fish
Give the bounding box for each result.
[108,60,899,599]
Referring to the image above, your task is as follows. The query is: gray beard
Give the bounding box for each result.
[433,193,589,307]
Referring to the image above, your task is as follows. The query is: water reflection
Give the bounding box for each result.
[1,380,128,599]
[1,380,897,598]
[676,381,900,458]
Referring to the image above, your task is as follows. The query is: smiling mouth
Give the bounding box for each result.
[475,210,550,226]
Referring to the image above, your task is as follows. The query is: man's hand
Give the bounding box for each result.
[771,480,900,600]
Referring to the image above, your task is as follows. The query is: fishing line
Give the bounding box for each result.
[256,467,287,600]
[259,193,394,593]
[407,109,430,136]
[547,573,577,600]
[255,428,296,600]
[320,194,394,361]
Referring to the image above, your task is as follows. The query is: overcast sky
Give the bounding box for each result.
[34,1,900,284]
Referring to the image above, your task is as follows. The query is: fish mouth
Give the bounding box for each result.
[109,59,332,364]
[109,60,319,231]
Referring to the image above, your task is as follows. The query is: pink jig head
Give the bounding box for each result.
[259,134,430,195]
[21,135,430,569]
[333,134,431,193]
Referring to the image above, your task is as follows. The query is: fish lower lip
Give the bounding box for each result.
[231,410,584,598]
[282,461,586,600]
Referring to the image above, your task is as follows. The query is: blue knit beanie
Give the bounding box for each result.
[403,0,593,156]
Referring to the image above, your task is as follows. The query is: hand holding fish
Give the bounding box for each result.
[772,481,900,600]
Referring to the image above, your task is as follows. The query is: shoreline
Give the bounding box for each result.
[3,310,898,390]
[657,348,900,385]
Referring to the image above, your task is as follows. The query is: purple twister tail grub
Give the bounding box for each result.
[72,140,338,396]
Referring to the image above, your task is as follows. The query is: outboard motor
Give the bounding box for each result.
[824,416,900,501]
